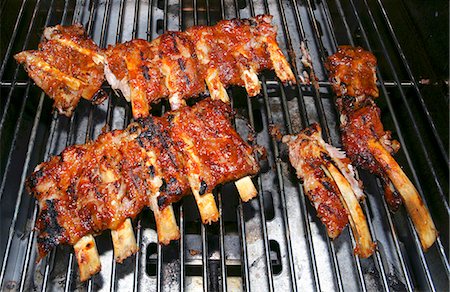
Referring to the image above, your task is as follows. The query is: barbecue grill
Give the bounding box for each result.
[0,0,448,291]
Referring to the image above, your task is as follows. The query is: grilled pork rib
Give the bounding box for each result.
[26,99,259,260]
[14,24,106,116]
[283,124,375,257]
[326,46,438,251]
[325,45,378,99]
[104,15,295,117]
[15,15,295,118]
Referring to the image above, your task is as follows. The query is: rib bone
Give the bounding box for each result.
[324,163,375,258]
[368,139,437,250]
[111,218,138,263]
[74,235,101,282]
[235,176,258,202]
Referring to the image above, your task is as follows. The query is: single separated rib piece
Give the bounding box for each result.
[14,24,106,116]
[326,46,438,251]
[26,99,260,280]
[283,123,375,257]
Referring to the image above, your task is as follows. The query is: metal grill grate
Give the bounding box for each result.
[0,0,448,291]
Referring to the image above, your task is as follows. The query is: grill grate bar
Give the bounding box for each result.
[228,2,276,290]
[374,0,448,163]
[217,191,228,292]
[41,2,99,291]
[227,7,253,292]
[14,90,46,292]
[0,0,57,288]
[301,1,394,291]
[279,83,323,291]
[260,78,300,291]
[61,115,78,291]
[177,1,186,291]
[238,85,276,292]
[15,11,63,290]
[253,6,311,289]
[79,3,100,292]
[264,1,346,290]
[0,1,447,291]
[204,1,229,290]
[0,0,28,82]
[319,2,415,291]
[379,187,415,292]
[0,0,46,149]
[345,0,440,290]
[254,1,317,290]
[358,0,449,214]
[268,0,352,290]
[179,204,186,292]
[189,3,213,290]
[0,80,418,87]
[224,3,254,292]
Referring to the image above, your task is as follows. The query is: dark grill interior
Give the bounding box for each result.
[0,0,448,291]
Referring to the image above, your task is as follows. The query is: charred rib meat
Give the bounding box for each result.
[26,99,260,259]
[325,46,378,99]
[326,46,438,251]
[16,15,295,118]
[14,24,106,116]
[283,123,375,257]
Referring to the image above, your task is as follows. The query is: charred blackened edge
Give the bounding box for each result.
[136,116,189,210]
[36,200,66,259]
[26,167,45,195]
[91,89,108,104]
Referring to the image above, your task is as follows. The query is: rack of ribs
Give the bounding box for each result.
[326,46,437,251]
[15,15,295,118]
[26,99,260,281]
[283,123,375,258]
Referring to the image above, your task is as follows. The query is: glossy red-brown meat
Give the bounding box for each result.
[207,16,273,84]
[158,32,206,98]
[14,24,105,116]
[135,117,191,208]
[168,99,260,195]
[105,39,170,117]
[27,128,152,259]
[104,15,295,117]
[325,46,378,99]
[27,99,260,258]
[340,101,402,209]
[284,125,349,238]
[326,46,403,210]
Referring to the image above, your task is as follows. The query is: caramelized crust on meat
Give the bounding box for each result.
[326,46,437,250]
[325,46,378,99]
[326,46,401,208]
[168,99,260,196]
[27,128,153,259]
[135,117,190,208]
[104,15,295,117]
[340,100,402,209]
[284,124,375,257]
[159,32,206,108]
[26,99,260,258]
[14,24,105,116]
[340,101,400,173]
[15,16,294,118]
[283,124,349,238]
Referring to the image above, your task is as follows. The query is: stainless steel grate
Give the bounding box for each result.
[0,0,448,291]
